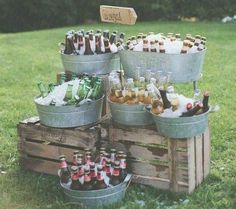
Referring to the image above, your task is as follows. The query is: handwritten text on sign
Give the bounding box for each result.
[100,5,137,25]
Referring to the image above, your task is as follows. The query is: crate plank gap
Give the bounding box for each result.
[108,123,210,193]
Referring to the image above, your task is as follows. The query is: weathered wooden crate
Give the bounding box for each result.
[17,116,106,175]
[17,117,210,193]
[108,123,210,193]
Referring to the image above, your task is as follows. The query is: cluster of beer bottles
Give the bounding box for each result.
[60,29,125,55]
[125,32,206,54]
[108,70,210,117]
[37,73,103,106]
[58,147,127,191]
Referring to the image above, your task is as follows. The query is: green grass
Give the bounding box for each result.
[0,21,236,209]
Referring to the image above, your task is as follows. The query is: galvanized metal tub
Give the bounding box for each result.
[34,95,104,128]
[61,174,132,209]
[108,100,154,126]
[149,108,211,138]
[119,49,206,83]
[61,52,120,75]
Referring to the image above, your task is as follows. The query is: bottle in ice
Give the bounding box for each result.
[94,165,108,190]
[202,91,210,112]
[180,102,203,117]
[82,166,93,190]
[58,155,71,184]
[89,162,97,185]
[37,82,48,98]
[84,35,94,55]
[110,161,121,186]
[119,154,127,181]
[70,166,81,190]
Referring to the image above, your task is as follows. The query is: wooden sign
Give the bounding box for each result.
[100,5,137,25]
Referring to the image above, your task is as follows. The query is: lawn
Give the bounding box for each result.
[0,21,235,209]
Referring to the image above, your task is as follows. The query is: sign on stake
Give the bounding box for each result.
[100,5,137,25]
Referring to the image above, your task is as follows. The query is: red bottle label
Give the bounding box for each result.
[113,169,120,176]
[97,173,104,181]
[60,161,67,169]
[84,175,91,182]
[72,174,79,181]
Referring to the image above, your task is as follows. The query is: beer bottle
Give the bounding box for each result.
[109,33,117,45]
[84,35,94,55]
[110,161,121,186]
[143,39,149,52]
[159,41,165,53]
[119,32,125,45]
[73,150,80,166]
[175,33,181,41]
[194,35,201,47]
[64,34,73,54]
[181,102,203,117]
[116,151,124,161]
[95,33,102,54]
[120,154,127,181]
[116,42,124,51]
[37,82,48,98]
[202,91,210,112]
[105,159,112,178]
[64,84,73,102]
[78,32,84,51]
[67,34,77,54]
[70,166,81,190]
[103,30,110,39]
[104,38,111,53]
[48,83,55,93]
[181,40,189,54]
[58,155,71,184]
[85,151,92,165]
[150,41,157,52]
[89,162,97,185]
[131,36,137,45]
[159,89,171,109]
[137,35,142,44]
[95,165,108,190]
[197,40,205,51]
[110,148,117,166]
[82,166,93,190]
[59,72,66,84]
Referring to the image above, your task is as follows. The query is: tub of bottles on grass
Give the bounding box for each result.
[34,74,104,128]
[119,32,207,83]
[60,29,124,75]
[58,148,132,208]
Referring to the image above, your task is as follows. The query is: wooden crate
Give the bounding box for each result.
[17,117,210,193]
[17,116,108,176]
[108,123,210,193]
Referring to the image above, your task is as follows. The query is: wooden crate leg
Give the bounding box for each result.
[195,135,203,186]
[203,128,210,178]
[187,138,196,193]
[168,139,178,192]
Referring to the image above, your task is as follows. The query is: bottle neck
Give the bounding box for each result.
[60,160,68,169]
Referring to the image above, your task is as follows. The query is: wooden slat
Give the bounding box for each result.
[203,128,210,178]
[20,156,58,176]
[186,138,195,193]
[195,134,203,186]
[129,161,169,179]
[132,175,189,192]
[17,123,98,148]
[109,125,167,146]
[168,139,178,192]
[18,140,85,162]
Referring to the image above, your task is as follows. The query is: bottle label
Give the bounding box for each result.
[97,173,104,181]
[113,169,120,176]
[60,161,67,169]
[90,171,96,178]
[84,175,91,182]
[72,174,79,181]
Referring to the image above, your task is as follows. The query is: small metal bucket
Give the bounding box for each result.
[61,52,120,75]
[108,99,154,126]
[149,108,212,138]
[61,174,132,209]
[34,95,104,128]
[119,49,206,83]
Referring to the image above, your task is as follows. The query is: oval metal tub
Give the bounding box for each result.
[119,49,206,83]
[61,174,132,209]
[108,100,154,126]
[61,52,120,75]
[150,108,211,138]
[35,95,104,128]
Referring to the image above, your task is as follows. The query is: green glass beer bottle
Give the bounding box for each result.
[37,82,48,98]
